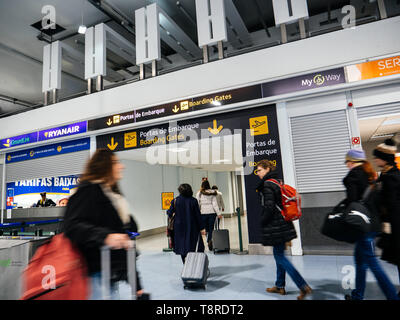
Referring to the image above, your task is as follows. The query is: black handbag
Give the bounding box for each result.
[321,185,374,243]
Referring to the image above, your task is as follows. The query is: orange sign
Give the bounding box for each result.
[162,192,174,210]
[396,154,400,170]
[346,56,400,82]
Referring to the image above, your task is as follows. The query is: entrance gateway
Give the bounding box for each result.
[97,104,283,245]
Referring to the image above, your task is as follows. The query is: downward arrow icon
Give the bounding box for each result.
[107,119,112,126]
[107,137,118,151]
[172,105,179,113]
[208,120,223,135]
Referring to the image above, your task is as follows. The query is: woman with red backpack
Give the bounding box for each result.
[255,160,312,300]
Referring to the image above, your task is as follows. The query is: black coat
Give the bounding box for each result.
[378,166,400,266]
[63,182,141,287]
[36,198,56,207]
[343,166,369,206]
[342,165,381,233]
[167,195,205,256]
[257,171,297,246]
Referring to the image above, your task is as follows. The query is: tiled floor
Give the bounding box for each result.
[114,217,400,300]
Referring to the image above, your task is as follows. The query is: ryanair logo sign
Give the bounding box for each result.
[38,121,87,141]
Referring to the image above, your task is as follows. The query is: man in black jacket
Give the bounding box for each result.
[36,192,56,207]
[255,159,312,300]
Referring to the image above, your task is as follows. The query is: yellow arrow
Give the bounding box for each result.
[107,137,118,151]
[208,119,223,135]
[107,118,113,126]
[172,105,179,113]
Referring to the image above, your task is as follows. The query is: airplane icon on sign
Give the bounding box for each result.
[251,120,266,129]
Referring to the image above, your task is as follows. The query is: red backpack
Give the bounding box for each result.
[21,234,89,300]
[267,179,302,222]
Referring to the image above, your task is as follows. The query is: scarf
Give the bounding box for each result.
[99,183,131,225]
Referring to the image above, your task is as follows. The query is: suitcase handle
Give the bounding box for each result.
[214,215,224,230]
[100,240,137,300]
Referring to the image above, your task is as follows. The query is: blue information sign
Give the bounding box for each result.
[6,137,90,164]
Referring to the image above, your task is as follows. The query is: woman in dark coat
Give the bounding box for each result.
[373,139,400,294]
[255,160,312,300]
[63,149,144,300]
[167,184,206,264]
[342,148,398,300]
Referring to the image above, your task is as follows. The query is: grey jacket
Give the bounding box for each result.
[196,190,220,215]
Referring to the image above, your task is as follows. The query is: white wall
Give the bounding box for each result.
[119,159,234,231]
[1,17,400,138]
[215,171,234,214]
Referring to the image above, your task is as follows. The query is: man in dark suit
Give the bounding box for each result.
[36,192,56,207]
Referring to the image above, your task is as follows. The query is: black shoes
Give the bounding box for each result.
[344,294,353,300]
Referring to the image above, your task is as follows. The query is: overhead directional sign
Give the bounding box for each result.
[88,110,136,131]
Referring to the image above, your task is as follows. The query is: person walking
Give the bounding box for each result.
[342,148,398,300]
[255,160,312,300]
[167,184,206,264]
[373,139,400,297]
[212,185,225,229]
[63,149,145,300]
[196,180,221,251]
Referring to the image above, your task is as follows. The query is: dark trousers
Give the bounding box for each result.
[201,213,217,243]
[181,254,186,264]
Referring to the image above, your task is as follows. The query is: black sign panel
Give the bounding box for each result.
[240,106,283,244]
[191,85,262,112]
[134,102,194,123]
[96,104,281,245]
[88,110,135,131]
[96,123,170,152]
[262,67,346,97]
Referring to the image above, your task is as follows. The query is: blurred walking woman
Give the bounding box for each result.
[196,180,221,251]
[63,149,144,300]
[342,149,398,300]
[167,184,206,264]
[255,160,312,300]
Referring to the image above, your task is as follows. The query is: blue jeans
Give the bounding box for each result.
[201,213,217,243]
[89,272,120,300]
[351,232,399,300]
[273,243,308,290]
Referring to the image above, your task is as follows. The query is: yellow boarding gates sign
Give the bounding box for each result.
[249,116,269,136]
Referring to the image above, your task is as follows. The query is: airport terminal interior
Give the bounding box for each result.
[0,0,400,302]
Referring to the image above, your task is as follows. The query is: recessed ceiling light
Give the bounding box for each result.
[382,118,400,126]
[168,147,188,153]
[370,133,394,140]
[78,25,87,34]
[213,159,230,163]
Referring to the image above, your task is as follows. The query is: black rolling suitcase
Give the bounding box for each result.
[212,216,230,253]
[181,236,209,289]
